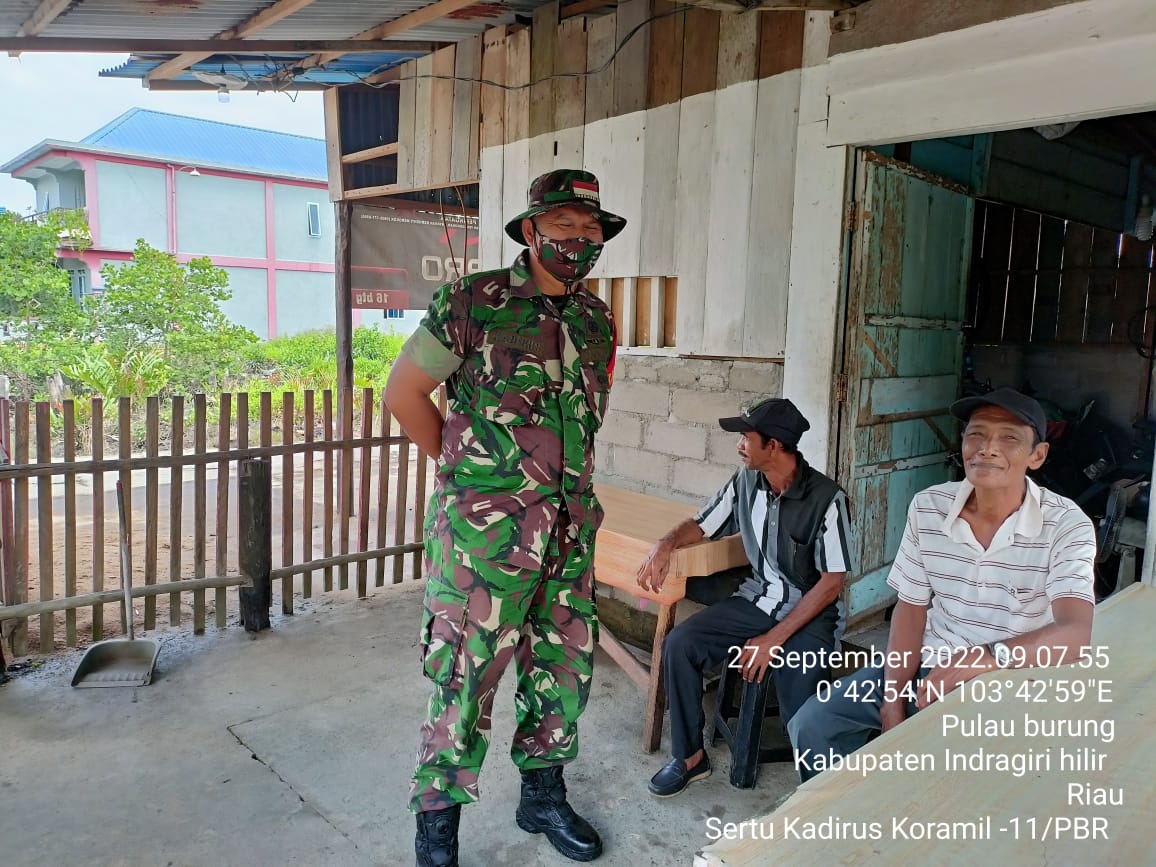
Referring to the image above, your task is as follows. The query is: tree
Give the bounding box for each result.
[0,209,90,397]
[89,241,257,394]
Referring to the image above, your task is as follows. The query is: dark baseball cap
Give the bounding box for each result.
[719,398,811,446]
[949,387,1048,443]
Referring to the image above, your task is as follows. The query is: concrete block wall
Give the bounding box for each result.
[595,355,785,505]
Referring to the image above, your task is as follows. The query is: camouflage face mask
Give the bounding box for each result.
[532,229,603,286]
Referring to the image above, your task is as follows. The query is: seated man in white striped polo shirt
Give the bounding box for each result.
[789,388,1096,781]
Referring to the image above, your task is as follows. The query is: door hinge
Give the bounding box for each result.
[835,373,849,404]
[844,202,859,233]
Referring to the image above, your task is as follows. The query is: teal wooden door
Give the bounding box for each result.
[838,151,974,624]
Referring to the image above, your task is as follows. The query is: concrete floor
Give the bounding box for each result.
[0,583,798,867]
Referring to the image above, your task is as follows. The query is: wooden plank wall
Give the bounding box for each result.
[326,42,482,201]
[473,4,807,359]
[972,199,1155,346]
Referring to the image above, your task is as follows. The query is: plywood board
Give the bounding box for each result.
[1002,208,1040,344]
[638,102,680,277]
[973,202,1013,344]
[505,27,531,145]
[429,45,456,186]
[1114,236,1154,344]
[478,146,506,270]
[702,80,757,357]
[783,121,849,471]
[826,0,1156,146]
[1085,227,1119,344]
[717,10,759,89]
[585,12,617,124]
[614,0,650,116]
[647,0,684,108]
[480,26,508,150]
[554,126,584,172]
[412,53,434,188]
[681,9,720,99]
[674,91,716,354]
[1055,221,1092,344]
[554,16,588,136]
[450,35,481,183]
[699,583,1156,866]
[582,112,645,280]
[743,70,800,358]
[528,132,555,180]
[396,64,417,191]
[530,2,558,138]
[1031,214,1065,342]
[502,137,531,264]
[758,10,805,79]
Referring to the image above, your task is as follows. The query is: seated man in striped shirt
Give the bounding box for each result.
[637,398,853,797]
[789,388,1096,781]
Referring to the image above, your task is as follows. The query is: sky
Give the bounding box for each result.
[0,53,324,212]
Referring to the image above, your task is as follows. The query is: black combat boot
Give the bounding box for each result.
[415,804,460,867]
[515,766,603,862]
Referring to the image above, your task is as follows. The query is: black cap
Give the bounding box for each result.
[949,387,1048,443]
[719,398,811,446]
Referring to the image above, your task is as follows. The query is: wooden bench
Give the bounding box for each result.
[696,583,1156,865]
[594,484,749,753]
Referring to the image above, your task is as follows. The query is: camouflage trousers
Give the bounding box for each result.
[408,515,597,813]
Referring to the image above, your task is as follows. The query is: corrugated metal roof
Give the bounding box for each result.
[100,49,428,87]
[0,0,43,36]
[78,108,328,179]
[5,0,555,91]
[4,0,548,41]
[24,0,274,40]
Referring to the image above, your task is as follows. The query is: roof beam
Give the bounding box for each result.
[16,0,72,37]
[296,0,481,73]
[145,80,333,92]
[147,0,322,82]
[0,37,439,54]
[9,0,72,56]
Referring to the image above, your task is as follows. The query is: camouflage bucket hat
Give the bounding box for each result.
[504,169,627,244]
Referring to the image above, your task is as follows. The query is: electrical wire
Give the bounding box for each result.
[274,6,694,92]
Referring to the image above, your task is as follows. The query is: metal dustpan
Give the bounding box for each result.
[72,481,160,688]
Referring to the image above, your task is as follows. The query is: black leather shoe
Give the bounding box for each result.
[648,754,712,798]
[415,804,460,867]
[516,766,603,862]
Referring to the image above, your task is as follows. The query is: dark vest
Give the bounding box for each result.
[773,456,842,596]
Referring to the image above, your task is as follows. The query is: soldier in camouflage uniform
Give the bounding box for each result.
[385,170,625,867]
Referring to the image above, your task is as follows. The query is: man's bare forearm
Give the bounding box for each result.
[883,600,926,695]
[988,598,1093,669]
[659,518,705,552]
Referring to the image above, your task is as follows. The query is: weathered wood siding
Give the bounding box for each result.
[475,4,807,359]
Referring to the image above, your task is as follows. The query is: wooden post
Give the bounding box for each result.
[238,458,272,633]
[335,200,354,401]
[335,201,354,516]
[0,384,16,653]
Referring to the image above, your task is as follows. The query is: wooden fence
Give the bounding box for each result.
[0,387,439,658]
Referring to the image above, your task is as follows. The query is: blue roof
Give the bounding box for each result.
[80,108,328,181]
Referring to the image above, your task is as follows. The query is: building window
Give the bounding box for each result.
[70,271,87,302]
[307,202,322,237]
[385,309,405,320]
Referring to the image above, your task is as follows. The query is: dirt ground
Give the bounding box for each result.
[4,447,429,659]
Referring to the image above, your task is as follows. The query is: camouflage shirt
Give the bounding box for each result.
[402,251,616,555]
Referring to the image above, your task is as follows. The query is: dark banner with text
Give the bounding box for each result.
[350,203,479,311]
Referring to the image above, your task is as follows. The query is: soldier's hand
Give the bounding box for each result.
[636,542,672,593]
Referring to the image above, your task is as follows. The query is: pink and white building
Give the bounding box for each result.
[0,108,380,339]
